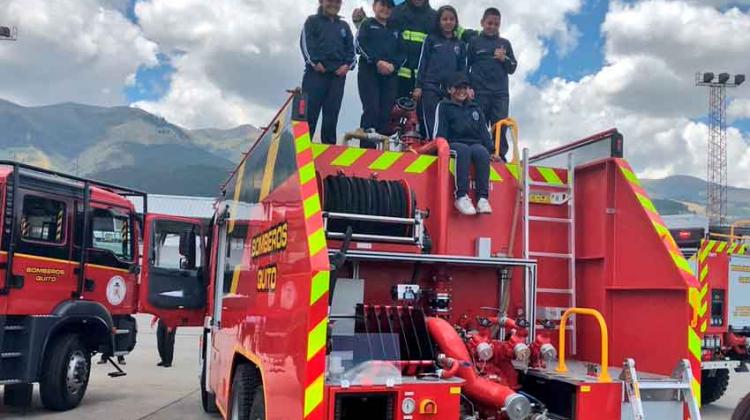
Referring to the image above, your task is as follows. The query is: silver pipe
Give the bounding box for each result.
[324,212,417,224]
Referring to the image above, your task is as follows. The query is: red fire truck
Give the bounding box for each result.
[0,162,208,411]
[669,221,750,404]
[136,92,705,420]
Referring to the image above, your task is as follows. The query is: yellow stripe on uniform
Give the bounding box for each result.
[404,155,437,174]
[304,374,325,417]
[306,318,328,360]
[369,151,403,171]
[402,30,427,43]
[303,194,322,220]
[331,148,367,167]
[398,67,412,79]
[309,271,329,305]
[537,167,564,186]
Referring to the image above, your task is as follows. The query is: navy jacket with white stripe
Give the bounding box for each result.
[434,99,493,151]
[300,10,356,73]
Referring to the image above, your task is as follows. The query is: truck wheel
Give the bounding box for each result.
[732,392,750,420]
[39,333,91,411]
[229,364,264,420]
[701,368,730,405]
[200,357,218,413]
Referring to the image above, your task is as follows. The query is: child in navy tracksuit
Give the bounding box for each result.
[434,72,494,216]
[300,0,356,144]
[356,0,405,143]
[413,5,467,139]
[467,8,517,161]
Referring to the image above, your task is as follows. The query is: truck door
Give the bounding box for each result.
[139,214,207,327]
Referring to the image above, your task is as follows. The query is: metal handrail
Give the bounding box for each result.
[556,307,612,383]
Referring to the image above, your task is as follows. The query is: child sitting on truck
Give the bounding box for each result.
[434,72,495,216]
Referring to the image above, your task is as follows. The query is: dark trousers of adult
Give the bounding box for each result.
[302,69,346,145]
[476,93,510,160]
[450,142,490,199]
[156,319,176,366]
[397,71,416,99]
[358,63,398,142]
[419,88,443,139]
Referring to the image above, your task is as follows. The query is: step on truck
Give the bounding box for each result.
[0,162,208,410]
[141,91,707,419]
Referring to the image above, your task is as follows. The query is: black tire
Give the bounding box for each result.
[733,393,750,420]
[39,333,91,411]
[701,368,730,405]
[200,356,218,413]
[229,364,264,420]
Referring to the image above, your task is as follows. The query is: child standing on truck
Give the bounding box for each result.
[413,5,467,139]
[434,72,494,216]
[300,0,356,144]
[467,7,517,161]
[356,0,405,142]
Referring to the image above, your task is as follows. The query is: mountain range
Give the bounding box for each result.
[0,98,747,219]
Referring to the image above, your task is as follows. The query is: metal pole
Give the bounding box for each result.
[568,152,577,356]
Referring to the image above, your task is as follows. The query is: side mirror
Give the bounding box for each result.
[179,228,197,270]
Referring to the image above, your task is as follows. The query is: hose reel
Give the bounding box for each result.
[321,175,421,241]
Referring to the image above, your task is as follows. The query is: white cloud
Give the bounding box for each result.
[0,0,158,106]
[729,98,750,121]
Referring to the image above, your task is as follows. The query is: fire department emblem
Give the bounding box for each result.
[472,111,480,121]
[454,45,461,55]
[106,276,126,306]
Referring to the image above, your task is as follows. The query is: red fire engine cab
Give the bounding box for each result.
[669,220,750,404]
[0,162,208,411]
[137,92,707,420]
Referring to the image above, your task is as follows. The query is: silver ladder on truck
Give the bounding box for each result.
[620,358,702,420]
[521,149,578,354]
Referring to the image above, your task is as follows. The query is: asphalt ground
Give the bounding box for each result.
[0,314,746,419]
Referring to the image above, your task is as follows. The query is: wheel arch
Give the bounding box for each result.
[229,347,267,417]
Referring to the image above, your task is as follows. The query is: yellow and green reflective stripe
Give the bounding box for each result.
[729,243,738,254]
[331,148,367,167]
[671,250,694,275]
[692,378,701,407]
[405,155,437,174]
[369,151,403,171]
[299,162,316,185]
[653,221,670,238]
[309,271,330,305]
[307,317,328,360]
[303,374,325,417]
[716,241,727,253]
[506,163,520,181]
[303,194,321,220]
[619,166,641,187]
[311,143,329,159]
[490,166,503,182]
[308,228,326,256]
[537,167,564,186]
[700,265,708,282]
[635,193,658,214]
[699,241,715,262]
[688,326,702,361]
[295,131,312,154]
[398,67,412,79]
[701,320,708,333]
[402,30,427,43]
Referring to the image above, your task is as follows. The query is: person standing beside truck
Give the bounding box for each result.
[300,0,356,144]
[413,5,467,139]
[467,7,517,161]
[434,72,495,216]
[354,0,437,99]
[356,0,406,143]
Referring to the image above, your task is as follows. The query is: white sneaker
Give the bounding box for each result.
[455,196,477,215]
[477,198,493,214]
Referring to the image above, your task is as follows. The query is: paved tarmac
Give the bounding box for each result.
[0,314,746,419]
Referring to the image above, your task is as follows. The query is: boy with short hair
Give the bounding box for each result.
[435,72,495,216]
[467,7,517,161]
[356,0,405,142]
[300,0,356,144]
